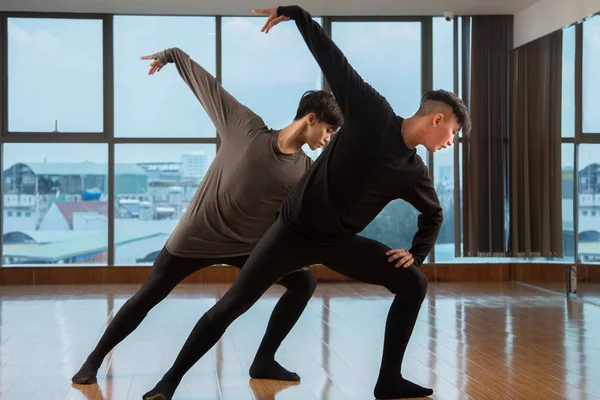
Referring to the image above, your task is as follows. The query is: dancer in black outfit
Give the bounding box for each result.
[143,5,470,400]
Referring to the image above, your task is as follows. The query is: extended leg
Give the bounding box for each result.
[142,220,317,400]
[72,248,243,384]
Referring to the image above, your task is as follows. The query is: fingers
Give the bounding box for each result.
[395,255,414,268]
[386,248,407,258]
[259,15,288,33]
[264,16,279,33]
[147,60,164,75]
[385,249,414,268]
[140,55,154,60]
[149,64,159,75]
[387,249,406,261]
[260,16,273,33]
[252,9,272,15]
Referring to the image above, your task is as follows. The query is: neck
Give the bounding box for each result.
[278,120,306,154]
[401,116,422,150]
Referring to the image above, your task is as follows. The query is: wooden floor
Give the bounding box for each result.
[1,282,600,400]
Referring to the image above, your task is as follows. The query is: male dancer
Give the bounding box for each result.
[72,46,343,385]
[142,6,470,400]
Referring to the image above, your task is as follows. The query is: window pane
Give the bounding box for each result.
[433,17,457,262]
[3,144,108,266]
[583,15,600,133]
[332,21,421,117]
[562,144,575,259]
[114,144,216,265]
[433,17,454,91]
[458,19,462,99]
[562,25,575,138]
[578,145,600,263]
[8,18,103,132]
[114,16,216,138]
[222,17,322,159]
[433,147,456,261]
[331,22,424,252]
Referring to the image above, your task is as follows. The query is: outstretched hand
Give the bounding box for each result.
[140,55,164,75]
[252,8,290,33]
[386,249,415,268]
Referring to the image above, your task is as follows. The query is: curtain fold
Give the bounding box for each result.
[508,30,563,257]
[462,15,513,256]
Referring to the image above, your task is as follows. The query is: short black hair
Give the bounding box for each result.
[294,90,344,129]
[418,90,471,135]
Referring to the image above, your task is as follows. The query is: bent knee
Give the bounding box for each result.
[388,266,428,303]
[282,269,317,300]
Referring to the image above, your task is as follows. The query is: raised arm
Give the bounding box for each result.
[148,47,264,140]
[277,6,393,125]
[402,164,444,267]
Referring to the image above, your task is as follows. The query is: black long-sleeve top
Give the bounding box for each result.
[278,5,443,267]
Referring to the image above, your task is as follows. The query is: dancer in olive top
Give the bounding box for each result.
[71,46,343,386]
[141,6,470,400]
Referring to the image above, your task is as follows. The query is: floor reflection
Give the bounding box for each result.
[0,282,598,399]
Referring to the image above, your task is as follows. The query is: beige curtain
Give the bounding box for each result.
[463,15,513,256]
[508,30,563,257]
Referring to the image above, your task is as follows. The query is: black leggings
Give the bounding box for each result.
[86,246,317,367]
[159,217,428,388]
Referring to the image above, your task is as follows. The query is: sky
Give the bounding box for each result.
[2,15,599,172]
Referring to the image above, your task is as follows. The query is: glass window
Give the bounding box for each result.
[433,146,456,261]
[433,17,458,262]
[114,144,217,265]
[332,21,422,117]
[3,144,108,266]
[222,17,323,159]
[562,143,575,259]
[114,16,216,138]
[583,15,600,133]
[433,17,454,92]
[578,145,600,264]
[7,18,103,132]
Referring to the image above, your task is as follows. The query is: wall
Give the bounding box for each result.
[514,0,600,48]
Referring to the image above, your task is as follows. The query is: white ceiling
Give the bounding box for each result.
[0,0,541,16]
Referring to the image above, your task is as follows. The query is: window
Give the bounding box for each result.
[332,21,422,117]
[562,143,575,258]
[222,17,323,159]
[114,16,216,138]
[434,147,457,261]
[433,17,457,262]
[331,21,424,250]
[562,25,576,138]
[578,145,600,264]
[2,144,108,266]
[433,17,454,92]
[114,144,216,265]
[582,15,600,133]
[7,18,103,132]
